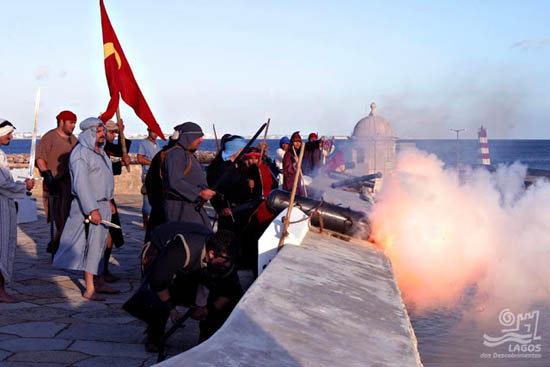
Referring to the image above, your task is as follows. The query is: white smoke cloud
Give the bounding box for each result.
[378,80,525,139]
[370,148,550,322]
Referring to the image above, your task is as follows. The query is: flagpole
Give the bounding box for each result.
[115,108,130,172]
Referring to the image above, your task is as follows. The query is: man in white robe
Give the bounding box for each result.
[0,119,34,303]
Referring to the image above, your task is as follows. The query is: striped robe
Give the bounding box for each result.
[0,149,26,282]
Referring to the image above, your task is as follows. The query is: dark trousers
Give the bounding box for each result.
[109,199,124,248]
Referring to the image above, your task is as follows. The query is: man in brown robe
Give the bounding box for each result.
[35,110,78,257]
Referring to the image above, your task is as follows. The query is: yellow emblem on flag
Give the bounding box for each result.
[103,42,121,69]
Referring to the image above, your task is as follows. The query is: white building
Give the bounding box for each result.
[349,102,396,179]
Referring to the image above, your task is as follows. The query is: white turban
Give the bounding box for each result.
[0,119,15,137]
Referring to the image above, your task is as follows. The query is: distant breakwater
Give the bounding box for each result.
[9,151,217,197]
[7,151,217,168]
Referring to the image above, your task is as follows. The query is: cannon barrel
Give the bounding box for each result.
[330,172,382,189]
[267,190,371,239]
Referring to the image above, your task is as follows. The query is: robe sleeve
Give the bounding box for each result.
[0,153,26,199]
[0,175,26,199]
[165,151,202,202]
[71,156,98,215]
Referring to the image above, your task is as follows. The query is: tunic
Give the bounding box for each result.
[0,149,26,282]
[53,126,114,275]
[163,124,210,226]
[302,140,322,176]
[35,129,77,179]
[35,129,77,227]
[137,138,159,182]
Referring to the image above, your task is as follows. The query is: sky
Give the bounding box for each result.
[1,0,550,139]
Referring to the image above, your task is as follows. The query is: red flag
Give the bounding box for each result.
[98,0,165,140]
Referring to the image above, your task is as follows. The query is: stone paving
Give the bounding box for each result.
[1,195,201,366]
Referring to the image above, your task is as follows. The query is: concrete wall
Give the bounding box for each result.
[24,164,144,197]
[8,151,216,197]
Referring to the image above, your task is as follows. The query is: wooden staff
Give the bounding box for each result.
[292,143,308,197]
[213,124,220,153]
[277,141,305,251]
[259,118,270,160]
[115,108,130,172]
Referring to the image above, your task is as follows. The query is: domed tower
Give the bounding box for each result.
[350,102,396,178]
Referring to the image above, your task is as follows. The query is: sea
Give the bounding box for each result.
[6,138,550,365]
[5,138,550,170]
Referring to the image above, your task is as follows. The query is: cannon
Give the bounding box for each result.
[330,172,382,189]
[267,190,371,239]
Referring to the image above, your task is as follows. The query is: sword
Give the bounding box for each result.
[28,87,40,177]
[84,217,122,229]
[26,87,40,196]
[17,176,43,181]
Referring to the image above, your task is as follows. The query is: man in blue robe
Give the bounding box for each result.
[163,122,215,226]
[53,118,118,301]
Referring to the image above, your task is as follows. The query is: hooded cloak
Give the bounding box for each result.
[163,122,210,226]
[53,118,115,275]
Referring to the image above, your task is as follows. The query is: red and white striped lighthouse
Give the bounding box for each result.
[478,126,491,166]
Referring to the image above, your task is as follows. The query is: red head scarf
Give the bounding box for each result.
[56,110,77,122]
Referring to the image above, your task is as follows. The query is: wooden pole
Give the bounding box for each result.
[115,108,130,172]
[277,141,305,251]
[213,124,220,153]
[292,142,308,197]
[259,118,270,160]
